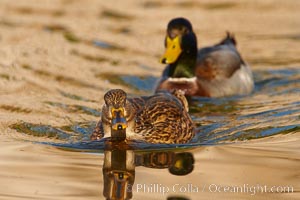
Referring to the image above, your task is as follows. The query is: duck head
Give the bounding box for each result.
[160,17,198,78]
[102,89,134,140]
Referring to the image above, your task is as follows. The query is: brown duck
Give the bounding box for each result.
[90,89,195,144]
[156,17,254,97]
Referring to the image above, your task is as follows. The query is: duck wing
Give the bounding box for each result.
[196,33,245,80]
[91,120,104,140]
[133,93,194,144]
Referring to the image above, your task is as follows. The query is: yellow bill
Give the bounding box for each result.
[160,36,182,64]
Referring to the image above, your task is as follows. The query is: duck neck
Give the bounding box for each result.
[168,52,197,78]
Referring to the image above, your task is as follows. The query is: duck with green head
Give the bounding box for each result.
[156,17,254,97]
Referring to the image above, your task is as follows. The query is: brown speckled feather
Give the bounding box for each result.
[133,92,194,143]
[91,89,195,144]
[90,120,104,140]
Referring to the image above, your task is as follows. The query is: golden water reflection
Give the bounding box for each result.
[102,142,194,200]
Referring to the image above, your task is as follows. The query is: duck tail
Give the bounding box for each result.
[171,89,189,112]
[219,31,237,46]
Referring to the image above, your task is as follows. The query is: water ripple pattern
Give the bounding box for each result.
[6,68,299,150]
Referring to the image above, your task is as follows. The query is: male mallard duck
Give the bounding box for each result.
[155,17,254,97]
[90,89,195,144]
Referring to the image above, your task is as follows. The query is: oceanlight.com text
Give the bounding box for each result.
[128,183,294,196]
[207,184,294,195]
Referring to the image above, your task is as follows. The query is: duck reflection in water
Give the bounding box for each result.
[102,136,194,200]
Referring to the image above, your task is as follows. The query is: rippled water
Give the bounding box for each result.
[1,1,299,199]
[8,68,300,151]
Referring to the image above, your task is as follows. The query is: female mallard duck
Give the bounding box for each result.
[156,17,254,97]
[90,89,195,144]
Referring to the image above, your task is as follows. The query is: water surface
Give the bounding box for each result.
[1,0,300,199]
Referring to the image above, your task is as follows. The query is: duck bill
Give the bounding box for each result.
[111,108,127,131]
[160,36,182,64]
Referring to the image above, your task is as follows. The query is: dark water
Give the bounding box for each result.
[9,68,300,151]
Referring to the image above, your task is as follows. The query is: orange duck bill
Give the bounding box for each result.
[111,107,127,131]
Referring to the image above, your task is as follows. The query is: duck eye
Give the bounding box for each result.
[172,45,176,49]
